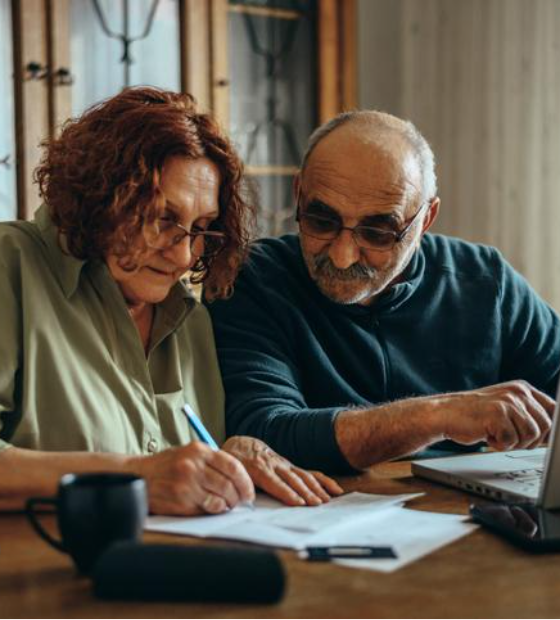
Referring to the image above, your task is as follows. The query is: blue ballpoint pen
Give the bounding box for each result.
[183,404,220,449]
[182,404,255,510]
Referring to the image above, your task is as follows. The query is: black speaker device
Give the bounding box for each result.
[92,542,286,603]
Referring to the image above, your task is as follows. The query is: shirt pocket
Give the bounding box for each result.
[149,339,184,395]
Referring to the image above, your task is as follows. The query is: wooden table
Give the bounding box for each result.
[2,461,560,619]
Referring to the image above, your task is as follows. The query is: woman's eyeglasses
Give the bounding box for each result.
[145,218,228,258]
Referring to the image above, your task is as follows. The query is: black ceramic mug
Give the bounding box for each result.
[25,472,148,574]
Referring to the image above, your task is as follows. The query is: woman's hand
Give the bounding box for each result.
[129,442,255,516]
[222,436,344,506]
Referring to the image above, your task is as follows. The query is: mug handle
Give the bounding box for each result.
[25,497,66,553]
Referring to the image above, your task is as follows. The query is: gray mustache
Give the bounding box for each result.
[312,254,377,281]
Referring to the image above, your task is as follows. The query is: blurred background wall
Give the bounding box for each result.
[1,0,559,311]
[358,0,560,311]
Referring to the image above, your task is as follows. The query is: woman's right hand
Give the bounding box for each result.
[129,442,255,516]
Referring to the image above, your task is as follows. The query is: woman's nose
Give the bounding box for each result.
[163,236,194,271]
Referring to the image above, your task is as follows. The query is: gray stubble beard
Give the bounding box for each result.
[303,239,418,306]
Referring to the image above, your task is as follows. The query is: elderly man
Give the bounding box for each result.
[205,110,560,473]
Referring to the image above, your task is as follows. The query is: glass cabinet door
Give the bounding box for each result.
[0,0,17,221]
[227,0,318,237]
[10,0,354,220]
[69,0,181,116]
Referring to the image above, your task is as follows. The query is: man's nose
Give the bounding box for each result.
[328,229,361,269]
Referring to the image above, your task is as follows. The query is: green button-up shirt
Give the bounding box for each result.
[0,206,225,454]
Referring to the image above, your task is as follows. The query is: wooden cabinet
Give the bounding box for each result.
[10,0,183,217]
[209,0,356,234]
[0,0,17,219]
[5,0,355,230]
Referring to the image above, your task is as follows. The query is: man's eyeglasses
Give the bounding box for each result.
[296,203,427,253]
[145,217,228,258]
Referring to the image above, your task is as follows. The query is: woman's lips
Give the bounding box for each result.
[146,266,175,277]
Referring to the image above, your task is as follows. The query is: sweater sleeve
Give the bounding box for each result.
[497,251,560,398]
[205,274,355,474]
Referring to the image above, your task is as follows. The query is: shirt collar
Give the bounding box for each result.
[372,247,425,313]
[34,204,87,299]
[35,204,196,325]
[158,279,196,326]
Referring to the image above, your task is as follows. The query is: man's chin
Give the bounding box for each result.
[315,279,377,305]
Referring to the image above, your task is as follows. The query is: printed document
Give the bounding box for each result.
[147,492,411,547]
[146,492,477,572]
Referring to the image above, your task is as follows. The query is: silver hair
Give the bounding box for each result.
[301,110,438,204]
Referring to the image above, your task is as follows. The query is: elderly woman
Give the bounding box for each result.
[0,87,341,514]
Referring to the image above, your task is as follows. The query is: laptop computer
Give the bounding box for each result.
[411,381,560,509]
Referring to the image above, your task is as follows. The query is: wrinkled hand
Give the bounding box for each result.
[439,380,555,451]
[130,442,255,516]
[222,436,344,506]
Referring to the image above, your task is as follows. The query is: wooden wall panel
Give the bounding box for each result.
[318,0,340,123]
[49,0,71,132]
[181,0,211,111]
[340,0,357,111]
[13,0,49,218]
[210,0,229,128]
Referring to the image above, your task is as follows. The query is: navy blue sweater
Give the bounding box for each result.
[206,234,560,473]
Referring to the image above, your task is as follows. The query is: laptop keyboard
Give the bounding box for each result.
[493,468,544,488]
[504,452,546,464]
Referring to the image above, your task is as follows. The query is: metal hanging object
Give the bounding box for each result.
[236,1,312,236]
[91,0,162,86]
[241,10,303,167]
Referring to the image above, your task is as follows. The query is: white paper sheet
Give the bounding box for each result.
[145,491,477,572]
[146,492,418,547]
[332,507,478,573]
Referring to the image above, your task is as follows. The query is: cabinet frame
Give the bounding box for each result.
[10,0,356,219]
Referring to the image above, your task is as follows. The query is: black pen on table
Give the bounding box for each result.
[299,546,398,561]
[182,404,255,510]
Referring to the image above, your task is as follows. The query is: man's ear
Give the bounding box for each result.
[293,172,301,202]
[422,197,440,234]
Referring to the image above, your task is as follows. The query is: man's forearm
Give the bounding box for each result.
[335,381,557,469]
[335,397,445,469]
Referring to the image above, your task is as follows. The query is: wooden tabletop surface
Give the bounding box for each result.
[2,461,560,619]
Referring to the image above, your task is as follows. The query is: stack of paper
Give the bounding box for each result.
[146,492,477,573]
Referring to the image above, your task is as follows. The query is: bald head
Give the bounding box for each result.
[301,110,437,205]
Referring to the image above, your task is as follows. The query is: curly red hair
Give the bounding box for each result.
[35,86,254,300]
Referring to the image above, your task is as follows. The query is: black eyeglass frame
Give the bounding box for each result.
[145,218,228,258]
[295,201,429,253]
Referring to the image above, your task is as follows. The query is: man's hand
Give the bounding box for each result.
[129,442,255,516]
[437,380,555,450]
[222,436,344,506]
[336,379,556,469]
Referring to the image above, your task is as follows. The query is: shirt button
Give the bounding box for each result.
[147,439,159,453]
